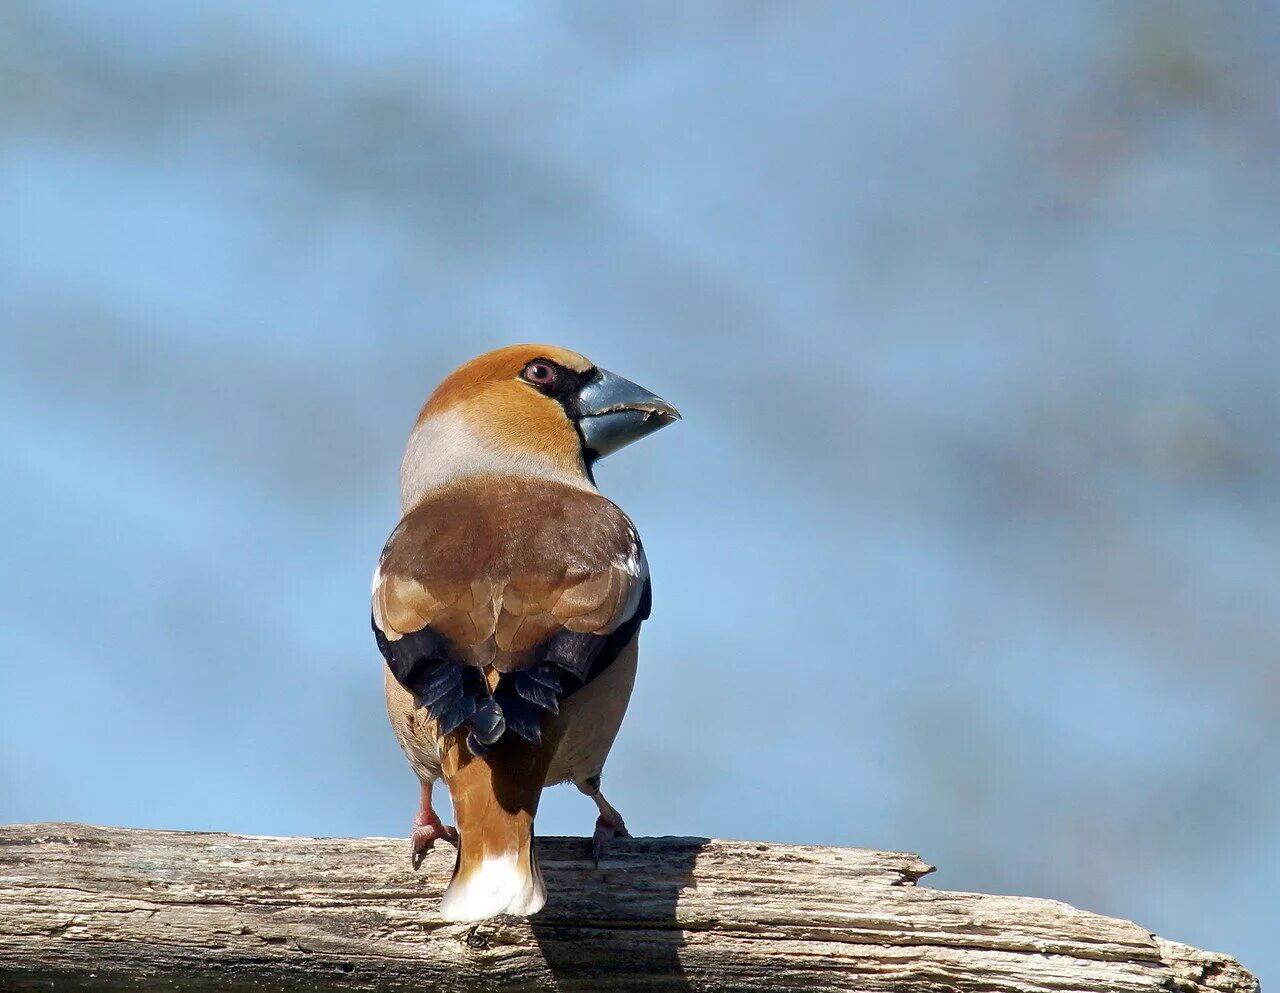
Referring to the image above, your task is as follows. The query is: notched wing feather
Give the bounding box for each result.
[513,668,560,714]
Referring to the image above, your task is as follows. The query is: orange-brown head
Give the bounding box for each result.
[401,345,679,510]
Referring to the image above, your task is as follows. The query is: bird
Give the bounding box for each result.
[372,344,679,922]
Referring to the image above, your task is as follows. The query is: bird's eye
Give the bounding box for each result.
[522,361,559,387]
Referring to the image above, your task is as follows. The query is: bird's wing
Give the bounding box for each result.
[372,478,649,756]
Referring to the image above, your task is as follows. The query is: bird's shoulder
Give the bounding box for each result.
[381,475,639,584]
[372,475,647,659]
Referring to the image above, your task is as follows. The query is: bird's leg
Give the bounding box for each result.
[578,775,629,867]
[410,780,458,870]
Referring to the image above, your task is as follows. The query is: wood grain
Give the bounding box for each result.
[0,823,1257,992]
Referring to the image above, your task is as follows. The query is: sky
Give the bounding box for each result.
[2,1,1278,983]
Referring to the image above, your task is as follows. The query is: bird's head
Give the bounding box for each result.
[401,344,679,508]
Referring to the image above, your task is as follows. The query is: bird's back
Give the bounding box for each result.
[373,474,650,919]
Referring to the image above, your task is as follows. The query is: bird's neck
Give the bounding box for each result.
[399,408,594,513]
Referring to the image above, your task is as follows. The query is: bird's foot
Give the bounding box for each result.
[411,808,459,870]
[592,813,629,868]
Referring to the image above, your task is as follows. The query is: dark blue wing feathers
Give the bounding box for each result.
[513,667,561,714]
[373,578,650,757]
[493,687,545,745]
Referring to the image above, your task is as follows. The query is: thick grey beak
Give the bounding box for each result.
[575,367,680,459]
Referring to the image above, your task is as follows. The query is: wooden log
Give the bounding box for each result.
[0,823,1258,992]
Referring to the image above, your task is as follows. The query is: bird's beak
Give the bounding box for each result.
[575,367,681,460]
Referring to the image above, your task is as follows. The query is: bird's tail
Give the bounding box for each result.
[438,734,550,922]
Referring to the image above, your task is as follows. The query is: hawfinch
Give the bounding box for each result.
[372,345,679,921]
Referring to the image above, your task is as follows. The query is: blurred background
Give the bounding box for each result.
[2,0,1278,981]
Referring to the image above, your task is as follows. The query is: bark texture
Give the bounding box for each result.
[0,823,1258,992]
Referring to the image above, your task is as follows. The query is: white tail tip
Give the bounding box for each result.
[439,850,546,922]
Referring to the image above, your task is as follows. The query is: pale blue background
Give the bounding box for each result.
[2,1,1278,983]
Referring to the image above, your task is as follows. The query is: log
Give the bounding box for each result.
[0,823,1257,992]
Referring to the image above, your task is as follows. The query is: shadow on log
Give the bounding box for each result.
[0,823,1258,993]
[529,835,705,990]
